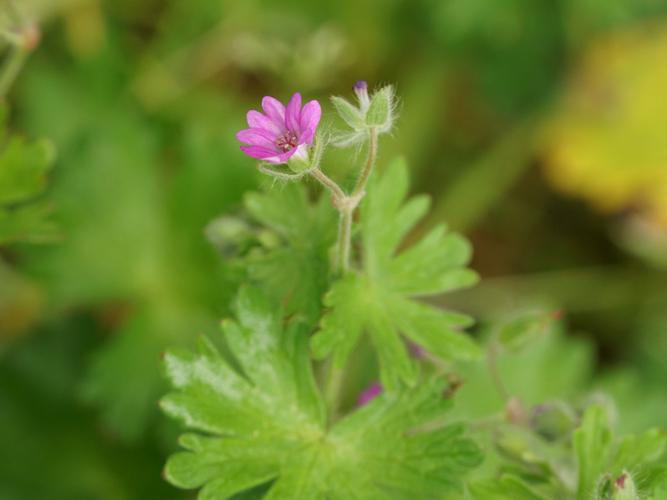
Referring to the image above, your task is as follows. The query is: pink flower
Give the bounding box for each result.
[357,382,383,406]
[236,93,321,164]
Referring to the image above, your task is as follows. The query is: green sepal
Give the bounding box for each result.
[331,95,365,130]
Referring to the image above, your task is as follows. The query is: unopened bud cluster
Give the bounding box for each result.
[331,81,396,146]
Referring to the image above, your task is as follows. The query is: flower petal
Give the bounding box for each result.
[240,145,282,161]
[298,100,321,144]
[246,110,282,135]
[236,128,278,149]
[285,92,302,133]
[261,96,286,126]
[276,148,298,163]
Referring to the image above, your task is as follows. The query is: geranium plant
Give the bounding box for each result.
[159,84,667,499]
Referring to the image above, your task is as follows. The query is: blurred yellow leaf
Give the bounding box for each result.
[542,23,667,228]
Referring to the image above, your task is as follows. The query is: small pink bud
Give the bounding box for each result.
[357,382,382,406]
[408,341,427,359]
[616,474,627,489]
[353,80,370,111]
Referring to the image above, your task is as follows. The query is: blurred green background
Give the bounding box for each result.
[1,0,667,498]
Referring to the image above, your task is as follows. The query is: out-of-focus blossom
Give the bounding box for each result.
[357,382,383,406]
[236,93,321,164]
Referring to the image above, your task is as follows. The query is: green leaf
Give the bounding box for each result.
[366,85,394,129]
[331,96,365,130]
[311,158,480,388]
[242,182,337,326]
[0,202,58,244]
[469,474,548,500]
[574,405,612,500]
[498,311,558,353]
[610,428,667,474]
[0,103,56,245]
[0,135,54,205]
[80,311,168,441]
[162,287,482,499]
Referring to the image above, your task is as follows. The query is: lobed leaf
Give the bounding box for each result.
[242,182,337,326]
[0,104,56,245]
[162,287,482,499]
[574,405,612,500]
[312,158,480,388]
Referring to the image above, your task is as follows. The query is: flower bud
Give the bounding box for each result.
[531,401,577,441]
[366,85,395,132]
[353,80,370,112]
[205,216,254,257]
[612,472,639,500]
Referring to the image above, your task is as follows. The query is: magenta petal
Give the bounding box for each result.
[298,100,321,144]
[285,93,302,133]
[236,128,278,149]
[261,96,286,125]
[357,383,383,406]
[259,147,298,165]
[247,110,282,135]
[240,145,281,160]
[276,148,297,163]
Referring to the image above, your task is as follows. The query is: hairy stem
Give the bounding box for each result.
[324,361,344,424]
[309,167,346,201]
[309,128,378,275]
[309,167,352,275]
[337,208,353,274]
[352,128,378,198]
[487,340,509,401]
[337,128,378,273]
[0,45,27,98]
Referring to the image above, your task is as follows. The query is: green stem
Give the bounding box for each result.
[309,128,378,275]
[352,128,378,198]
[6,0,23,23]
[309,167,352,275]
[337,208,353,274]
[324,361,344,424]
[309,168,346,201]
[338,128,378,274]
[487,340,509,402]
[0,45,27,98]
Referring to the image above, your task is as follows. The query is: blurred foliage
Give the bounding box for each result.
[0,104,56,245]
[0,0,665,497]
[543,23,667,229]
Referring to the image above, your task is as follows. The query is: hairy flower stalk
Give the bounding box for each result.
[237,83,392,279]
[0,1,40,98]
[237,85,392,419]
[337,126,378,273]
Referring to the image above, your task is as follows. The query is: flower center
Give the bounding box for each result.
[275,131,298,152]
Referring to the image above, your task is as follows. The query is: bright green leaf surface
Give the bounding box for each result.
[312,158,480,388]
[0,103,56,245]
[469,474,548,500]
[574,405,612,500]
[497,311,558,353]
[243,182,337,327]
[0,136,54,206]
[162,287,482,499]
